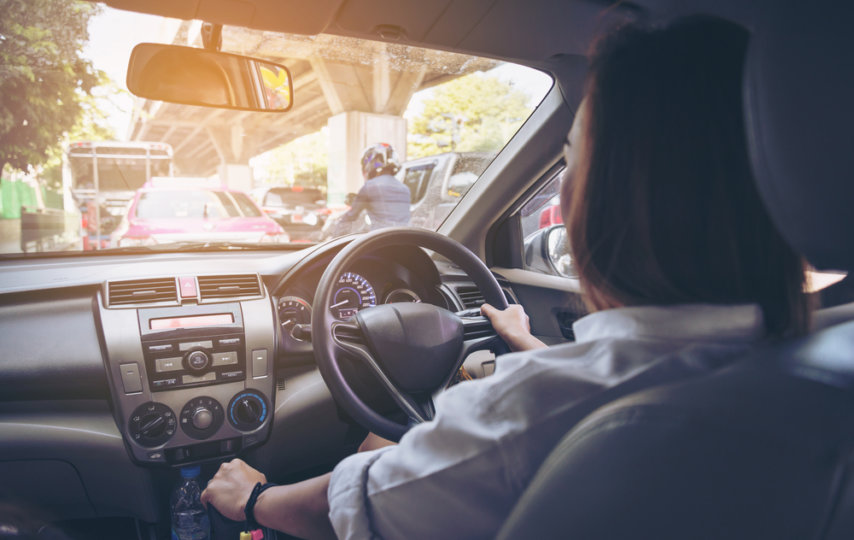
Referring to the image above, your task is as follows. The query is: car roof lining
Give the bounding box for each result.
[99,0,643,65]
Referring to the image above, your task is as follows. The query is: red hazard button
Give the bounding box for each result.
[179,277,197,298]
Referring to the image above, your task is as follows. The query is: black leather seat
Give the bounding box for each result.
[498,2,854,538]
[498,323,854,539]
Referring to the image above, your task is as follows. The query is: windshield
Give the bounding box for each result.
[0,2,552,254]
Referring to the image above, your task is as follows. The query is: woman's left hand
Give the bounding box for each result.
[200,458,267,521]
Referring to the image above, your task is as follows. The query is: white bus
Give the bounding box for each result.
[65,141,173,249]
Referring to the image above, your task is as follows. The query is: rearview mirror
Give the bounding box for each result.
[127,43,293,112]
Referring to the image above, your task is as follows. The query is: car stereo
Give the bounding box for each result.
[138,305,246,391]
[97,281,277,467]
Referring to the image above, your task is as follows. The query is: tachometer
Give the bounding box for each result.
[278,296,312,339]
[331,272,377,319]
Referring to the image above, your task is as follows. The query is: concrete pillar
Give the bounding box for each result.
[217,164,253,192]
[326,111,407,204]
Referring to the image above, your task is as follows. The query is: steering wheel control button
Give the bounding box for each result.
[180,396,224,440]
[227,391,269,432]
[119,362,143,394]
[186,350,210,371]
[155,357,183,373]
[179,340,213,351]
[129,402,176,447]
[182,372,216,385]
[212,351,238,367]
[252,349,268,378]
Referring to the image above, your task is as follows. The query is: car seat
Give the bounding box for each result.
[497,3,854,539]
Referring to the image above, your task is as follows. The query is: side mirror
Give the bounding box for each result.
[127,43,293,112]
[524,224,576,278]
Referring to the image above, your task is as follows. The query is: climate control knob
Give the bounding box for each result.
[227,391,269,432]
[128,402,176,447]
[180,396,224,439]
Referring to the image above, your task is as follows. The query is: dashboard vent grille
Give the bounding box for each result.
[198,274,262,300]
[107,278,178,306]
[455,285,485,309]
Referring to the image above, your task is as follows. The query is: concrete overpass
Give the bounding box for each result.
[128,21,495,199]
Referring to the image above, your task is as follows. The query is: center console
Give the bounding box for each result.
[96,274,276,466]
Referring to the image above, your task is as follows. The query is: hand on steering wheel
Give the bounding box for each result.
[312,227,508,441]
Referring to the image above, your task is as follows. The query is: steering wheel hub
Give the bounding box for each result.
[356,303,464,393]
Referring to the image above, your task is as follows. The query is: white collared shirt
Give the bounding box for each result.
[328,304,765,539]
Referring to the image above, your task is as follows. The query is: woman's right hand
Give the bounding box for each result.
[481,303,547,352]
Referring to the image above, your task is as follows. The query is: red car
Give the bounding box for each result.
[112,180,289,247]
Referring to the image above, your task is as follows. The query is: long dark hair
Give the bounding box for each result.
[564,17,808,337]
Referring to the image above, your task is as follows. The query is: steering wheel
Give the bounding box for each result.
[312,227,509,441]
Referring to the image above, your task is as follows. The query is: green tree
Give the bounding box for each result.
[40,76,122,191]
[0,0,102,178]
[408,73,531,159]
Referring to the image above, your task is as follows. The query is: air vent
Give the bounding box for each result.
[198,274,262,301]
[107,278,178,306]
[455,285,485,309]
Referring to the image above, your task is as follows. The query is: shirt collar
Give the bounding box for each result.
[572,303,765,344]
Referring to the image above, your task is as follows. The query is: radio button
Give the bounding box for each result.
[212,351,238,367]
[155,357,183,373]
[186,350,210,371]
[182,372,216,384]
[218,337,241,347]
[220,370,244,380]
[147,343,174,354]
[179,340,213,351]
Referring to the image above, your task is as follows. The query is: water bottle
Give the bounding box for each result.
[171,466,210,540]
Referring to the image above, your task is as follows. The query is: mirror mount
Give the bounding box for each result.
[201,23,222,52]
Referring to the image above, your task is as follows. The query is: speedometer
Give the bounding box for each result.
[331,272,377,319]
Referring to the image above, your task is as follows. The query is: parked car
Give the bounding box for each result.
[112,180,289,247]
[252,185,329,242]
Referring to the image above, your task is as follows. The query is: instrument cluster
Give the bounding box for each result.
[277,269,424,344]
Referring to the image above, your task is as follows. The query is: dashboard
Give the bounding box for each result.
[0,239,482,523]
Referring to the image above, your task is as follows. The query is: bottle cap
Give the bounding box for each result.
[180,465,201,479]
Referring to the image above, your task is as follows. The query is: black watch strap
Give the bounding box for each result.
[244,481,277,530]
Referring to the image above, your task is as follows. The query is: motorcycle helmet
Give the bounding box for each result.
[360,143,401,179]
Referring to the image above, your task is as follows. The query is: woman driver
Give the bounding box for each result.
[201,16,807,539]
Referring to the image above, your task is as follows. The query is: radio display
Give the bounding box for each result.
[150,313,234,330]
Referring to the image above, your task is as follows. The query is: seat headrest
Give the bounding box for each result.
[743,3,854,271]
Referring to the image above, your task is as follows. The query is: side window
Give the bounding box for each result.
[214,192,241,217]
[443,155,493,202]
[401,162,437,204]
[445,172,478,201]
[264,191,283,206]
[230,192,263,217]
[519,168,574,277]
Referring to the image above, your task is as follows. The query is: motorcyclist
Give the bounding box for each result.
[336,143,411,230]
